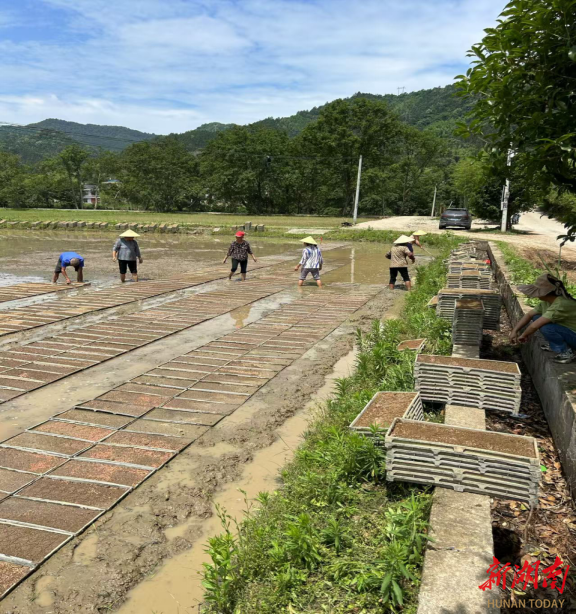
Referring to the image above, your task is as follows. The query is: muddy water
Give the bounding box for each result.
[0,231,298,284]
[117,347,358,614]
[0,230,422,287]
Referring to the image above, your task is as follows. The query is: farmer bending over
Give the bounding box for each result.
[388,235,415,291]
[510,273,576,364]
[223,231,257,281]
[53,251,84,284]
[295,236,323,287]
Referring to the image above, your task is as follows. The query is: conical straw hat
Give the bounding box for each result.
[413,229,428,236]
[301,236,317,245]
[119,229,140,238]
[394,234,413,244]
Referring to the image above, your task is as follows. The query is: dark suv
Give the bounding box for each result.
[439,208,472,230]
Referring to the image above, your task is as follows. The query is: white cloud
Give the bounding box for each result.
[0,0,506,133]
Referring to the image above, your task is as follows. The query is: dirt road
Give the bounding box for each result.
[354,212,576,260]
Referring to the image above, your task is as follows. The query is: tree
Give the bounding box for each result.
[58,145,90,209]
[456,0,576,230]
[300,98,402,215]
[120,138,201,211]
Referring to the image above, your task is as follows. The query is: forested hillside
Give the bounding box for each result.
[0,120,156,163]
[171,84,471,151]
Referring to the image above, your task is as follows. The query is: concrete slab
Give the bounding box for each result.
[32,421,114,442]
[0,468,36,494]
[445,405,486,430]
[418,549,500,614]
[452,344,481,359]
[0,523,69,564]
[17,477,128,508]
[0,448,65,473]
[0,497,100,533]
[51,460,151,486]
[78,444,173,468]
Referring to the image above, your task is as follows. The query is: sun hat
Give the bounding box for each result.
[518,273,572,299]
[301,236,317,245]
[394,235,414,245]
[119,229,140,238]
[413,229,428,236]
[235,231,245,237]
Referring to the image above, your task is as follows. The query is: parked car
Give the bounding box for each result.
[439,208,472,230]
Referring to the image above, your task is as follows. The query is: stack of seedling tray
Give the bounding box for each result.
[448,261,491,274]
[349,391,424,444]
[452,299,484,345]
[414,354,521,415]
[397,338,426,352]
[447,271,492,290]
[437,288,501,329]
[385,419,540,504]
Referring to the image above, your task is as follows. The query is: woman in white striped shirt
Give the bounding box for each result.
[294,236,323,287]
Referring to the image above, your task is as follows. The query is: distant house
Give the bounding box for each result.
[82,179,121,206]
[82,184,99,206]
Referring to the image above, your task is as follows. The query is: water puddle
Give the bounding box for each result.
[116,347,358,614]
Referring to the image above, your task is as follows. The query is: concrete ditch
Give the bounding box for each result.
[488,241,576,499]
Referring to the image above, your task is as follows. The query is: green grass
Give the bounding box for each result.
[498,241,576,305]
[201,234,462,614]
[0,208,377,229]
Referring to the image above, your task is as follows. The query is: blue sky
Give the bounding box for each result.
[0,0,505,134]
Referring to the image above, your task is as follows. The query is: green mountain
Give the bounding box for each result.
[29,119,156,151]
[0,84,472,163]
[172,84,472,150]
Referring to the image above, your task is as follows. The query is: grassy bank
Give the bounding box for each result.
[201,235,461,614]
[0,209,375,229]
[498,241,576,300]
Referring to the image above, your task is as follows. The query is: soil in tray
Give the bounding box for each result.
[0,468,35,494]
[0,523,69,563]
[397,339,424,351]
[33,421,113,442]
[416,354,519,374]
[125,419,208,439]
[5,433,88,456]
[78,444,173,468]
[390,420,536,458]
[56,409,132,429]
[18,477,128,508]
[0,497,99,533]
[353,392,416,428]
[0,561,30,596]
[51,460,151,486]
[0,448,65,473]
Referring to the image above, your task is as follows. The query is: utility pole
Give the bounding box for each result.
[500,149,514,233]
[352,155,363,225]
[430,185,437,218]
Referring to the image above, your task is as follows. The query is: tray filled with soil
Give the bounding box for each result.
[349,392,424,442]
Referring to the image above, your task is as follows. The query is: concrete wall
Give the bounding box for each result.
[488,242,576,498]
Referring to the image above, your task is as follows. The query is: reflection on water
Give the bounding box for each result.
[231,304,253,328]
[0,272,46,286]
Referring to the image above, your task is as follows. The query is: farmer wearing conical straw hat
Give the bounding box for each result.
[387,235,415,291]
[409,229,428,251]
[294,236,323,287]
[113,229,143,283]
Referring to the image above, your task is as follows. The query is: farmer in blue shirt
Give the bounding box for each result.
[53,251,84,284]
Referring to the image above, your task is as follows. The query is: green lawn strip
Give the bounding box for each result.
[0,208,377,229]
[201,235,462,614]
[497,241,576,307]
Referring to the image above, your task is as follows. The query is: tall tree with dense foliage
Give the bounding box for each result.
[457,0,576,230]
[119,138,202,211]
[58,145,90,209]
